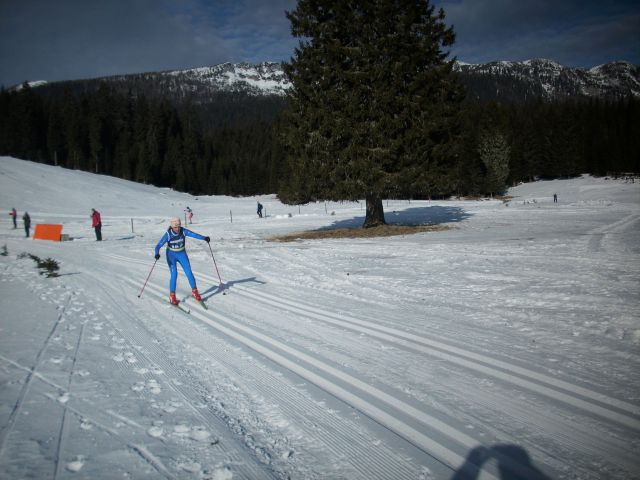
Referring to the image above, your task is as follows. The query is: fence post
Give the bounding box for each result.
[230,210,233,223]
[131,218,134,233]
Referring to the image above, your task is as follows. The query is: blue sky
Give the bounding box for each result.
[1,0,638,87]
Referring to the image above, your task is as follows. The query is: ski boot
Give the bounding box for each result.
[192,288,202,301]
[169,292,178,305]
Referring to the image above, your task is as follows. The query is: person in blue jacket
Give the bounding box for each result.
[154,217,210,305]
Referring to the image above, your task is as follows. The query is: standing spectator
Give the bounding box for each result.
[257,202,263,218]
[22,212,31,238]
[553,193,558,203]
[91,208,102,241]
[9,207,17,228]
[185,206,194,224]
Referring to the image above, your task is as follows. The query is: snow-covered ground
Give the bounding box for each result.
[0,156,638,480]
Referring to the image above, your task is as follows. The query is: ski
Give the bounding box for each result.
[196,299,208,310]
[170,302,191,314]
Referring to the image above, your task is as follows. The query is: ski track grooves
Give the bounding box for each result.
[79,268,277,480]
[124,274,514,480]
[133,279,423,480]
[113,252,639,477]
[229,281,640,429]
[0,294,73,460]
[53,319,86,480]
[0,354,176,479]
[114,252,639,429]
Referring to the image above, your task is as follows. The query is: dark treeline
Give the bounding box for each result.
[0,82,638,198]
[453,98,640,196]
[0,83,285,196]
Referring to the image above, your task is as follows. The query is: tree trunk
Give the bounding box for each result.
[363,194,386,228]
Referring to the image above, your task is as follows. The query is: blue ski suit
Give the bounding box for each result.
[155,227,207,292]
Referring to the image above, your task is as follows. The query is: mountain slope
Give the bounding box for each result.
[27,59,639,104]
[455,58,640,102]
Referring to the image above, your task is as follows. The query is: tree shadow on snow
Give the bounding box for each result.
[322,205,472,230]
[202,276,265,299]
[451,444,550,480]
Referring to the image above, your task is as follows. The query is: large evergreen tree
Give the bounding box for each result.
[281,0,465,227]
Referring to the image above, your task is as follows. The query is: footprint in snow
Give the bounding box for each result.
[171,425,212,442]
[189,426,211,442]
[147,426,164,438]
[282,449,295,460]
[131,380,161,394]
[147,380,161,394]
[178,461,201,473]
[131,382,145,392]
[151,400,182,413]
[66,456,85,472]
[209,466,233,480]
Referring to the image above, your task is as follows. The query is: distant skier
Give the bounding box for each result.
[185,206,193,224]
[257,201,263,218]
[9,207,17,229]
[154,217,210,305]
[91,208,102,241]
[22,212,31,238]
[553,193,558,203]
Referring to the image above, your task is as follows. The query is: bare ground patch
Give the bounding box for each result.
[269,223,452,242]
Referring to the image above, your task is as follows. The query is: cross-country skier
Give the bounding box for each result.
[154,217,210,305]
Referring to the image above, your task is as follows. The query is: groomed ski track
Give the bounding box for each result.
[93,249,640,480]
[2,176,639,480]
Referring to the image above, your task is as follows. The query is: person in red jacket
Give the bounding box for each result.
[91,208,102,241]
[9,207,17,229]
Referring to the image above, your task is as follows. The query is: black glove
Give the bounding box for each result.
[155,253,160,260]
[204,236,210,243]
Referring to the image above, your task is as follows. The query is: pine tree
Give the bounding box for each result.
[46,103,65,165]
[478,129,510,196]
[281,0,465,227]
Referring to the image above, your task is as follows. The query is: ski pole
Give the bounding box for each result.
[207,243,226,294]
[138,258,158,298]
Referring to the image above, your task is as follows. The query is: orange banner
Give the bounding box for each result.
[33,224,63,242]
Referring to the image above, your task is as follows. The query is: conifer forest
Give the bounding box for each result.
[0,81,638,200]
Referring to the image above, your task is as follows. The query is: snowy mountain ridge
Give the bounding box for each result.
[454,58,640,101]
[19,58,639,102]
[164,61,290,96]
